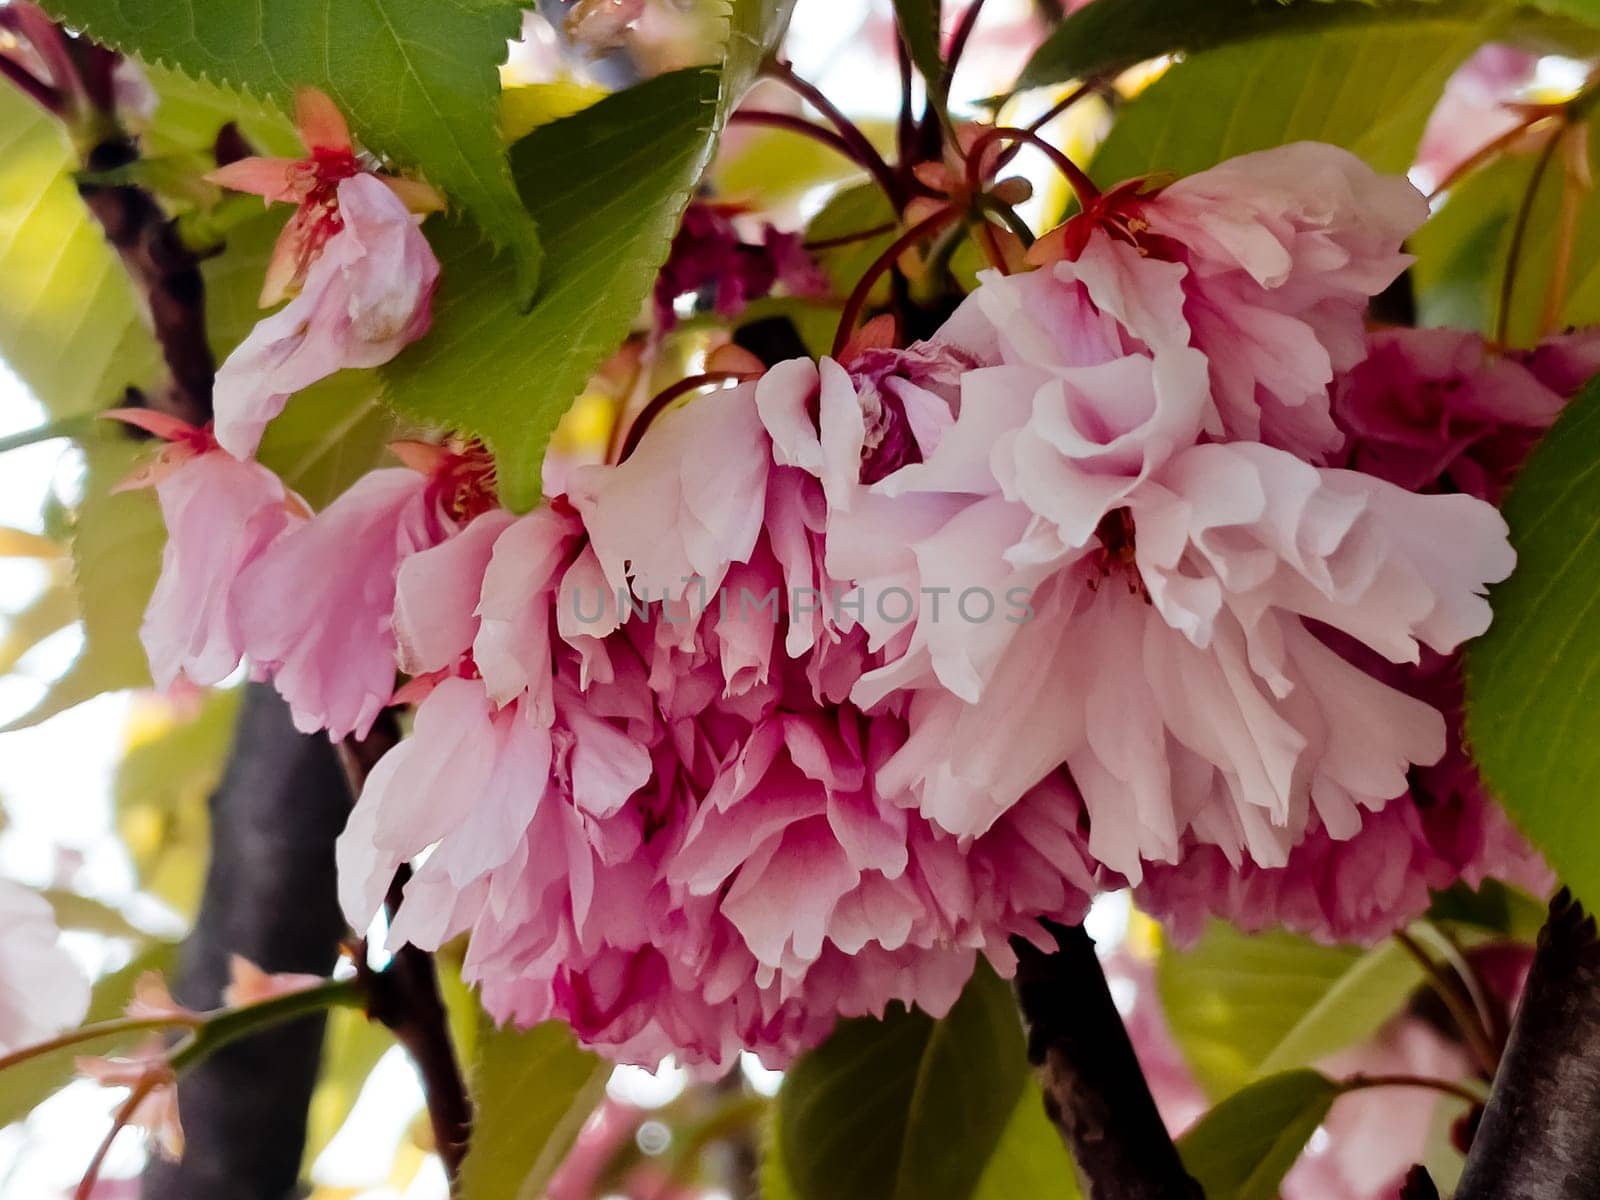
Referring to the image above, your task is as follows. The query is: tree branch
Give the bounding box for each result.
[77,132,215,427]
[1455,889,1600,1200]
[143,684,351,1200]
[1010,921,1202,1200]
[342,713,475,1184]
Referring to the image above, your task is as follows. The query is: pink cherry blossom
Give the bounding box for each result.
[212,173,441,459]
[77,1040,184,1161]
[809,238,1514,881]
[1334,327,1600,501]
[0,879,89,1054]
[1415,46,1540,194]
[134,434,304,691]
[237,459,465,741]
[654,202,826,331]
[1137,142,1430,457]
[208,87,443,307]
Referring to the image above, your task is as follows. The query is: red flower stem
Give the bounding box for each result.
[831,205,961,359]
[1395,930,1502,1076]
[616,372,760,463]
[0,50,61,113]
[765,60,904,209]
[804,221,898,251]
[967,124,1099,211]
[942,0,989,88]
[728,110,861,166]
[987,79,1102,177]
[76,1074,159,1200]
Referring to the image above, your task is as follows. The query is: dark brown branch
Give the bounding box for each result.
[1401,1165,1442,1200]
[1011,921,1202,1200]
[1455,890,1600,1200]
[359,944,474,1179]
[143,685,352,1200]
[342,711,475,1184]
[77,133,214,426]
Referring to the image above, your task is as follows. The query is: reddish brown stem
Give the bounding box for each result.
[967,124,1099,210]
[729,110,860,166]
[831,205,961,359]
[765,60,904,209]
[616,372,759,463]
[0,51,61,113]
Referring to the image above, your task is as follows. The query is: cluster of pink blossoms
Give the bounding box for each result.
[135,135,1565,1067]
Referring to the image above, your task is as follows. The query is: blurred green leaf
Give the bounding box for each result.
[971,1082,1082,1200]
[1178,1069,1340,1200]
[0,575,76,677]
[1467,377,1600,908]
[1022,0,1500,93]
[41,888,152,941]
[40,0,543,298]
[1090,18,1488,183]
[457,1019,610,1200]
[2,440,163,732]
[772,962,1028,1200]
[1157,922,1424,1099]
[0,87,161,418]
[1413,128,1600,348]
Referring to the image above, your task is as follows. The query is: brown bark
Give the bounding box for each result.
[1011,920,1203,1200]
[1455,890,1600,1200]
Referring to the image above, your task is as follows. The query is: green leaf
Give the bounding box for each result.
[773,963,1028,1200]
[1089,17,1491,184]
[40,888,152,941]
[1017,0,1600,92]
[383,0,793,512]
[1178,1069,1340,1200]
[0,939,179,1128]
[971,1083,1083,1200]
[3,439,163,732]
[1467,376,1600,908]
[39,0,543,298]
[1157,922,1424,1099]
[457,1019,609,1200]
[893,0,946,100]
[0,86,161,418]
[1023,0,1468,93]
[0,576,76,677]
[382,67,719,511]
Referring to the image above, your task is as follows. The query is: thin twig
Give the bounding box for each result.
[76,1074,159,1200]
[728,110,861,167]
[1341,1073,1487,1108]
[764,60,903,209]
[1494,124,1564,351]
[832,205,961,358]
[1394,930,1501,1077]
[942,0,989,89]
[0,50,60,113]
[615,371,758,462]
